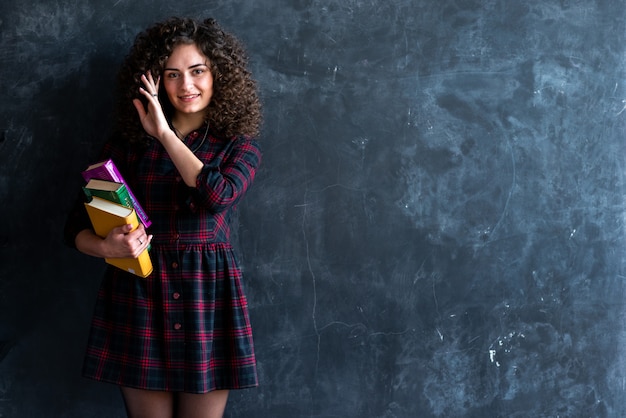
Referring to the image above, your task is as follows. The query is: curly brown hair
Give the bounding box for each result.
[113,17,262,143]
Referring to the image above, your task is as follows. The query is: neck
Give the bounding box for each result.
[172,113,206,138]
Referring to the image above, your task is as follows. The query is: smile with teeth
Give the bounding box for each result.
[180,93,200,101]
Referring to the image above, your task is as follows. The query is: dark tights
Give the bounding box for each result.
[120,386,229,418]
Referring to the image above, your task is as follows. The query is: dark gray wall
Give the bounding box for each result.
[1,0,625,417]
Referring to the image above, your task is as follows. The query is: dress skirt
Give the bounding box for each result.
[82,241,258,393]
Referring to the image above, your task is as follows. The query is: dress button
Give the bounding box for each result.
[172,262,179,268]
[173,292,181,300]
[174,323,182,330]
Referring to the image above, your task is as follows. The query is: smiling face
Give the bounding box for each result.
[162,43,214,123]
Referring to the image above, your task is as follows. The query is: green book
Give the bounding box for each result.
[82,178,134,209]
[82,178,151,251]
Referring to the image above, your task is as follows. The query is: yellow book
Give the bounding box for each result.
[84,196,153,278]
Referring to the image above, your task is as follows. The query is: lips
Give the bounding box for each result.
[179,94,200,101]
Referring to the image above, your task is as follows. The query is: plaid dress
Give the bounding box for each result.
[66,126,260,393]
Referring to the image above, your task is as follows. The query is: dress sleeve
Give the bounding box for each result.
[193,137,262,213]
[62,190,92,249]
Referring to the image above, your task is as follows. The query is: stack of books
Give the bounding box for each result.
[81,159,153,278]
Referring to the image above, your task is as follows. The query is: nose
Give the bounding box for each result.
[180,73,194,88]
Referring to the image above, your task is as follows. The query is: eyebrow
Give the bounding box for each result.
[163,63,209,72]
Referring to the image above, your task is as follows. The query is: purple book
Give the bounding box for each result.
[81,159,152,228]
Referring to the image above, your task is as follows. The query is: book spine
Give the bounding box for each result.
[83,160,152,228]
[83,186,133,209]
[113,185,134,208]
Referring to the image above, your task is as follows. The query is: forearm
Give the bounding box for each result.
[159,129,204,187]
[191,137,261,211]
[75,229,109,258]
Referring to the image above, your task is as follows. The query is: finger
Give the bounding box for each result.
[118,224,134,234]
[133,98,147,118]
[138,87,159,104]
[140,73,159,98]
[135,234,153,254]
[107,224,133,242]
[146,72,159,92]
[137,233,152,245]
[141,72,154,86]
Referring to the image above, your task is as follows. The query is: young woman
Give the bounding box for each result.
[64,17,262,418]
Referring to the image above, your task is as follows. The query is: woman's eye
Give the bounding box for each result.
[166,72,179,78]
[193,69,204,75]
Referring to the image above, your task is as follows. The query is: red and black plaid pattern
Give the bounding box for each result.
[78,127,261,393]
